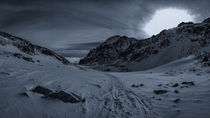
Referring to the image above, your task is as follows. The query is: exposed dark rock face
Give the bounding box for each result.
[80,17,210,71]
[0,32,69,65]
[153,90,168,94]
[181,81,195,86]
[174,90,180,94]
[131,84,144,88]
[172,83,179,87]
[173,98,181,103]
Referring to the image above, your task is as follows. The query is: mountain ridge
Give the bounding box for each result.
[0,32,70,65]
[79,17,210,71]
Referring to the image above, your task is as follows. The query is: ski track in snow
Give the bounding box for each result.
[0,61,159,118]
[80,73,159,118]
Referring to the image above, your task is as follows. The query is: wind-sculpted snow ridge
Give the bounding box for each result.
[79,17,210,72]
[0,32,69,64]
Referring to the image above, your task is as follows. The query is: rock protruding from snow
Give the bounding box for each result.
[45,91,82,103]
[80,18,210,71]
[0,32,69,64]
[32,86,52,95]
[31,86,82,103]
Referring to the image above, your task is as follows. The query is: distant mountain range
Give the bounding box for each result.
[0,18,210,72]
[79,18,210,71]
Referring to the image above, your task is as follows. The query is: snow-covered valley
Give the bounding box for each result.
[1,48,210,118]
[1,17,210,118]
[0,32,157,118]
[0,51,157,118]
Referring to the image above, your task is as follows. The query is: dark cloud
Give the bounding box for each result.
[54,42,102,57]
[0,0,210,50]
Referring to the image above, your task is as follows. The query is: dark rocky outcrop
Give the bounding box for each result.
[31,86,83,103]
[0,51,35,63]
[13,53,35,63]
[178,22,194,27]
[173,98,181,103]
[0,32,35,55]
[153,90,168,94]
[131,84,144,88]
[32,86,52,95]
[181,81,195,86]
[174,90,180,94]
[172,83,179,87]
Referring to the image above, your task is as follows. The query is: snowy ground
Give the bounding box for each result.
[0,53,210,118]
[0,54,157,118]
[109,56,210,118]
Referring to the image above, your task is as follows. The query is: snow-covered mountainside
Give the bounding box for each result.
[0,32,158,118]
[79,18,210,71]
[0,32,70,65]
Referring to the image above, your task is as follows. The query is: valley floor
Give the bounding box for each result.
[0,55,210,118]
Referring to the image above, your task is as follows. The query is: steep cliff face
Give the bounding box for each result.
[0,32,70,65]
[79,18,210,71]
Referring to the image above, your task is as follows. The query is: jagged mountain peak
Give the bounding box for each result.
[79,35,138,66]
[177,21,194,27]
[103,35,137,45]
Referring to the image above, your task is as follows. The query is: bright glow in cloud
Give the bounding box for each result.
[143,8,195,36]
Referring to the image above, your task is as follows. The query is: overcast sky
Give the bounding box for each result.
[0,0,210,49]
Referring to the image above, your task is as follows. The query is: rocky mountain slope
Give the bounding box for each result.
[79,18,210,71]
[0,32,70,65]
[79,35,137,67]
